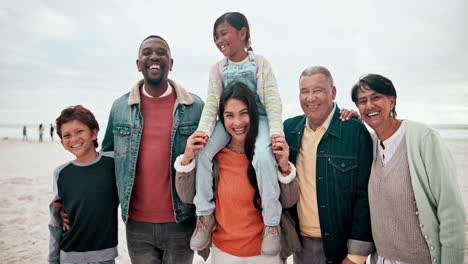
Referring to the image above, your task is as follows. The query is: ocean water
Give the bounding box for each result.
[1,123,467,143]
[0,123,106,143]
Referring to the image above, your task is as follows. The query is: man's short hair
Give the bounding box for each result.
[138,35,170,56]
[299,66,334,86]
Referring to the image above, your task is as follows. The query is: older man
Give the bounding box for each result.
[284,66,374,264]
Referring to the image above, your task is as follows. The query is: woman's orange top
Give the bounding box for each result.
[211,147,264,257]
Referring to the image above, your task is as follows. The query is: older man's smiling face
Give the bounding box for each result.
[299,73,336,130]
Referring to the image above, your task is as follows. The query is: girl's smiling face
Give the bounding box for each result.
[214,21,248,62]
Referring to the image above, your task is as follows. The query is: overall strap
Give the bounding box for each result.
[248,50,256,62]
[221,56,229,68]
[217,51,263,83]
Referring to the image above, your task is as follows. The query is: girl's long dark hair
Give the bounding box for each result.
[219,82,261,210]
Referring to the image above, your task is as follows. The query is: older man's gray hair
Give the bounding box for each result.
[299,66,334,86]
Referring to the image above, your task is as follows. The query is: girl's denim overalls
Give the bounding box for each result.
[193,51,281,226]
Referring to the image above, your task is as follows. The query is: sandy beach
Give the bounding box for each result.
[0,139,466,263]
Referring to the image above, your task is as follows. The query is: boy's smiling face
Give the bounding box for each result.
[60,119,98,163]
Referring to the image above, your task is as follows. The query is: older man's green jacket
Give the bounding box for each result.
[284,106,374,263]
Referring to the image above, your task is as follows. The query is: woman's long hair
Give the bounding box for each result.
[219,82,261,210]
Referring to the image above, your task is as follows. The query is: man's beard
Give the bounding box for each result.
[146,76,163,86]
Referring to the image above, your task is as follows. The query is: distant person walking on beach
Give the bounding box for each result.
[22,125,27,141]
[101,35,204,263]
[351,74,466,264]
[38,124,44,142]
[50,123,54,141]
[48,105,119,264]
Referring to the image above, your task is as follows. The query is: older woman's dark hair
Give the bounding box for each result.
[56,105,100,148]
[219,82,261,210]
[351,73,398,117]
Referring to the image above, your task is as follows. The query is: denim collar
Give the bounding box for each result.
[289,105,343,140]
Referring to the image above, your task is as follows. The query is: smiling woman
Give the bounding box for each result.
[218,82,258,158]
[174,82,299,263]
[351,74,466,264]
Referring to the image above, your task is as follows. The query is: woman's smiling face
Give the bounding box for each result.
[222,98,250,146]
[356,87,396,131]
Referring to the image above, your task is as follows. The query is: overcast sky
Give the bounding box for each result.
[1,0,467,129]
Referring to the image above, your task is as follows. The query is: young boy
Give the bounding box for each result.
[48,105,119,264]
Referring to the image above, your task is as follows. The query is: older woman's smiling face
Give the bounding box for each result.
[356,87,396,131]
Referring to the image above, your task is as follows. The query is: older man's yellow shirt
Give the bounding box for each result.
[297,125,326,238]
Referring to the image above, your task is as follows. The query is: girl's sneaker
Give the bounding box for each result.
[261,225,281,255]
[190,214,217,250]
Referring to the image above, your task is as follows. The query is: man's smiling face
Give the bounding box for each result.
[136,37,173,86]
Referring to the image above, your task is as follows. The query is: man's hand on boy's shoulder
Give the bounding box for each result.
[52,202,70,230]
[56,204,70,231]
[60,206,70,231]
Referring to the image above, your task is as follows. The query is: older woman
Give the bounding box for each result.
[174,81,299,263]
[351,74,465,264]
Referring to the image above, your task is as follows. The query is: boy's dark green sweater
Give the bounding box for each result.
[48,152,119,263]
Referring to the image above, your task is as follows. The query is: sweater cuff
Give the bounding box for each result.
[174,154,195,173]
[441,246,465,264]
[347,239,375,256]
[277,161,296,184]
